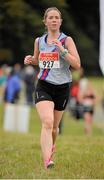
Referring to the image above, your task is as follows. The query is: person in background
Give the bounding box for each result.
[79,67,89,94]
[4,68,21,104]
[78,82,96,135]
[68,80,80,119]
[24,66,35,105]
[24,7,81,168]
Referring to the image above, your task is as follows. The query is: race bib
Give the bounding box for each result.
[39,52,60,69]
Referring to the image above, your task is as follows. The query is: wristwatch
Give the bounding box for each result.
[60,49,68,58]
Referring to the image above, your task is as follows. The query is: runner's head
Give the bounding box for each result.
[43,7,62,32]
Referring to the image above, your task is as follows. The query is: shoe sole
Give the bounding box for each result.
[47,162,54,169]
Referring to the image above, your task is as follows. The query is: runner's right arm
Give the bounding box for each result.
[24,38,39,65]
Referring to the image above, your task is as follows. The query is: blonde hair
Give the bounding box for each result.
[43,7,62,21]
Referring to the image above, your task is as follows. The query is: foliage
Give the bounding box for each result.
[66,0,100,75]
[0,0,43,64]
[0,0,101,75]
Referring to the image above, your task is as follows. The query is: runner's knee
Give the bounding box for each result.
[42,116,53,129]
[52,127,59,134]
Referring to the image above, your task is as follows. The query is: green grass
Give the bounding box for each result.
[0,77,104,179]
[89,76,104,96]
[0,106,104,179]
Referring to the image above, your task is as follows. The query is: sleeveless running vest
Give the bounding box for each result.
[38,32,72,85]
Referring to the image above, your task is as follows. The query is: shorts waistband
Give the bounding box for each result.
[38,79,70,89]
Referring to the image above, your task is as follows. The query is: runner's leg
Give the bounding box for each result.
[52,110,64,145]
[36,101,54,163]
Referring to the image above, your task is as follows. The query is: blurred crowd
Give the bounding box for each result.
[0,63,38,106]
[67,68,104,135]
[0,65,103,135]
[67,68,96,135]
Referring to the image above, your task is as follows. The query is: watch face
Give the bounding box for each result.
[60,49,68,58]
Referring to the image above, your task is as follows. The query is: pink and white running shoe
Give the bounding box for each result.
[44,145,56,169]
[44,159,54,169]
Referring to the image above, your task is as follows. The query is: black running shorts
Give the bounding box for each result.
[83,105,94,115]
[35,79,71,111]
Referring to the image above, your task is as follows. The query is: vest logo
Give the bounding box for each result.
[39,52,59,61]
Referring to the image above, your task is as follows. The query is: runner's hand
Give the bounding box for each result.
[24,55,33,65]
[52,39,64,52]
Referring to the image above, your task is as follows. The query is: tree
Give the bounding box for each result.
[0,0,101,75]
[66,0,101,75]
[0,0,43,64]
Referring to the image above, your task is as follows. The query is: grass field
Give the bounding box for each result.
[0,77,104,179]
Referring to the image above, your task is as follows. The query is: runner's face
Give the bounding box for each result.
[44,10,62,32]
